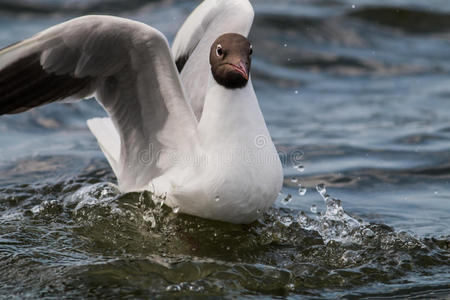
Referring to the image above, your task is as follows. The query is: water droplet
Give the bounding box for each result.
[280,215,293,227]
[298,187,307,196]
[362,228,375,237]
[31,205,43,215]
[286,283,295,291]
[352,4,356,8]
[142,212,156,228]
[172,206,180,214]
[166,284,181,292]
[291,177,298,183]
[189,285,204,292]
[281,194,292,205]
[294,90,299,94]
[316,183,326,196]
[179,282,190,289]
[310,204,317,213]
[297,211,308,226]
[214,195,220,202]
[325,198,343,216]
[284,43,288,47]
[226,246,230,250]
[294,165,305,172]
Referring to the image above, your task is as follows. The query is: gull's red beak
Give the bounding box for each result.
[231,60,249,80]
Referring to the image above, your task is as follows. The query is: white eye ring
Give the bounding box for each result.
[216,44,223,57]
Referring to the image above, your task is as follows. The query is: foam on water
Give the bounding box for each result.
[0,175,448,298]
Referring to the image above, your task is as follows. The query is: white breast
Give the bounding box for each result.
[150,78,283,224]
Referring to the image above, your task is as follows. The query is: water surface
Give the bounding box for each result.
[0,0,449,298]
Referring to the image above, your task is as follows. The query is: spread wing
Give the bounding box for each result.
[172,0,254,120]
[0,15,198,192]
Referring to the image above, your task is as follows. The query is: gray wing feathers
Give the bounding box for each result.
[0,15,197,191]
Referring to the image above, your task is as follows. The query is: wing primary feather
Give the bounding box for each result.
[0,52,92,115]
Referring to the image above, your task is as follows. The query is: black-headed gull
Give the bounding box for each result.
[0,0,283,223]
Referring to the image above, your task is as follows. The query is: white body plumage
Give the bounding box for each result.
[150,77,283,223]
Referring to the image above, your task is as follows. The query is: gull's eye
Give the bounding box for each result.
[216,44,223,57]
[249,44,253,55]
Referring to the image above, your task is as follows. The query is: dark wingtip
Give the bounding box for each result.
[175,55,188,73]
[0,51,92,115]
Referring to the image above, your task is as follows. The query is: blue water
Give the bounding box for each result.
[0,0,449,298]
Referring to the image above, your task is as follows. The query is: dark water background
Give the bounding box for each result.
[0,0,449,298]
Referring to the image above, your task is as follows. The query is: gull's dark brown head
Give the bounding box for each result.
[210,33,253,89]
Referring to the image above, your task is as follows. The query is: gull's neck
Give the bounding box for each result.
[159,75,283,224]
[197,76,269,149]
